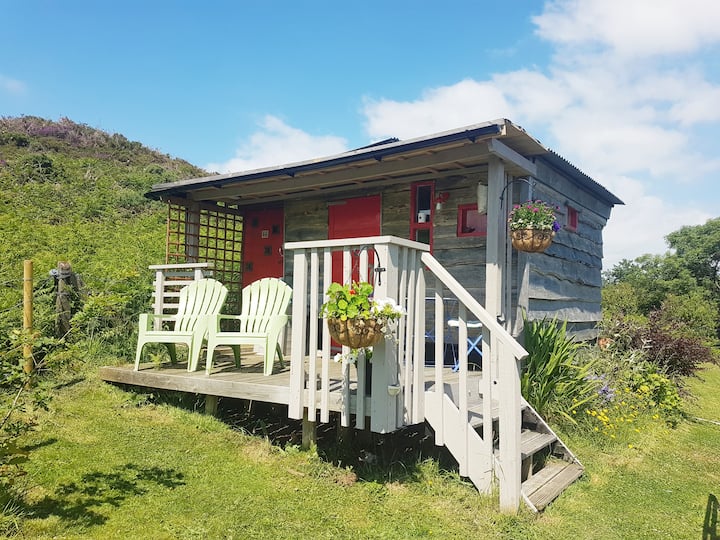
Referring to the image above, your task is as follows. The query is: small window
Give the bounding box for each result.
[566,205,579,232]
[457,204,487,237]
[410,181,434,251]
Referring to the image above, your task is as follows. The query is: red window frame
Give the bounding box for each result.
[410,181,435,251]
[566,205,579,232]
[457,203,487,237]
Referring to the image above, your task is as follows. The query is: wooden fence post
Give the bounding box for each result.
[23,260,33,374]
[55,261,84,338]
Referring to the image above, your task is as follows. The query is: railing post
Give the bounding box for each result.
[498,341,522,512]
[153,269,165,330]
[412,265,426,423]
[288,248,308,420]
[369,242,400,433]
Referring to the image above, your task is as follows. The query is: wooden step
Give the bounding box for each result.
[520,429,556,459]
[522,461,584,511]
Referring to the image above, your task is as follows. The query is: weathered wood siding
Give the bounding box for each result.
[283,175,489,305]
[281,161,611,341]
[516,158,612,340]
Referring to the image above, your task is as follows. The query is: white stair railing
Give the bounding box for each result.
[419,252,528,512]
[284,236,528,510]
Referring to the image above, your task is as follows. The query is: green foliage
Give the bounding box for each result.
[603,253,698,314]
[573,346,685,450]
[666,217,720,304]
[321,281,404,323]
[604,218,720,345]
[521,316,599,424]
[629,368,683,425]
[321,281,375,320]
[0,116,209,516]
[601,281,644,320]
[654,291,718,343]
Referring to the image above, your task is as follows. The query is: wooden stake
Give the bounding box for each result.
[23,260,33,374]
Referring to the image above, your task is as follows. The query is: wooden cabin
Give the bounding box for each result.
[101,119,622,512]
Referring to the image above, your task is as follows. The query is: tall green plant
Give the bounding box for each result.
[521,316,599,423]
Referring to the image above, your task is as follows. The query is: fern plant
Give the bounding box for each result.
[521,316,599,424]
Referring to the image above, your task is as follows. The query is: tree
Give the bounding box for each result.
[666,218,720,304]
[603,254,697,314]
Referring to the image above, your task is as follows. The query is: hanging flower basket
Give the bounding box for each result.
[511,229,555,253]
[327,317,384,348]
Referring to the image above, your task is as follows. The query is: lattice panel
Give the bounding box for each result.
[165,201,243,312]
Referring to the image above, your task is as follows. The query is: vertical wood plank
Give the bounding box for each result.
[308,250,320,418]
[486,156,505,320]
[320,249,332,423]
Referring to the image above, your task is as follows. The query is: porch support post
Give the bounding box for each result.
[486,156,505,320]
[302,408,317,450]
[369,242,401,433]
[184,203,201,262]
[487,156,522,512]
[204,395,218,416]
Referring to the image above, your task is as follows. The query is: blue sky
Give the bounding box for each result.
[2,0,719,269]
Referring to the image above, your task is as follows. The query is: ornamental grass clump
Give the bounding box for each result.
[521,316,599,424]
[508,200,561,232]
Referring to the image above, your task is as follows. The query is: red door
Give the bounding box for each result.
[328,195,381,284]
[242,207,284,286]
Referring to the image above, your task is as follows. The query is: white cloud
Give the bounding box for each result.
[356,0,720,267]
[363,79,513,141]
[0,75,26,95]
[534,0,720,58]
[205,115,348,174]
[601,175,713,267]
[205,1,719,269]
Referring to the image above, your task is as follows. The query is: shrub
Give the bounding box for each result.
[628,367,683,426]
[653,292,718,344]
[639,317,715,377]
[521,316,599,424]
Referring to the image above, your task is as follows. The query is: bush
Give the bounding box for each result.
[599,293,717,378]
[640,316,715,377]
[653,292,718,344]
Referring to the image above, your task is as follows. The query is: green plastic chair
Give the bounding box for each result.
[205,277,292,376]
[134,278,228,372]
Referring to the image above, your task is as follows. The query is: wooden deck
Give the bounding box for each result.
[99,348,466,416]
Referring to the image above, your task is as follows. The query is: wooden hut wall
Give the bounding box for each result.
[431,175,488,304]
[516,159,612,340]
[283,175,490,306]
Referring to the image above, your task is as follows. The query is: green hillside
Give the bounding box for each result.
[0,115,206,359]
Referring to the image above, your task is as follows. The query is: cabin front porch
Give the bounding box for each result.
[100,235,584,512]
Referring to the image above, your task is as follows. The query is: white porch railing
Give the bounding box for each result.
[284,235,528,511]
[285,236,428,433]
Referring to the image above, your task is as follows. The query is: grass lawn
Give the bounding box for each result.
[5,363,720,539]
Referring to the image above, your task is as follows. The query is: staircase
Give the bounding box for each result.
[425,376,583,512]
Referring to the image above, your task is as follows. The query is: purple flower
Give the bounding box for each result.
[552,221,561,232]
